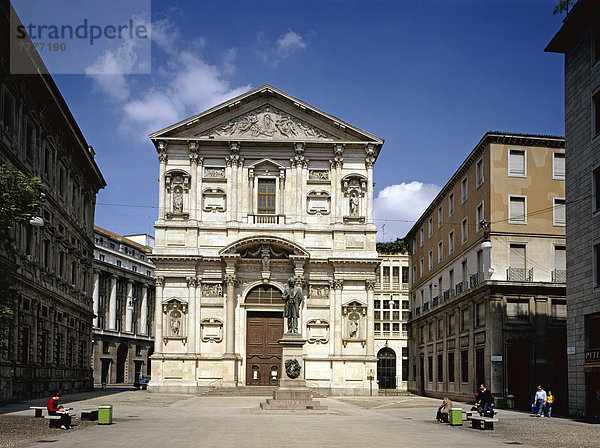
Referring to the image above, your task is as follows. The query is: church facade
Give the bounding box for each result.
[148,85,383,394]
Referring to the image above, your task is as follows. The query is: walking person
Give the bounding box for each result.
[533,385,547,417]
[545,390,554,418]
[46,392,71,430]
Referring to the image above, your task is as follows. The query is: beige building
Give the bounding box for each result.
[148,85,384,395]
[0,6,106,402]
[406,132,567,411]
[91,227,155,385]
[374,251,410,391]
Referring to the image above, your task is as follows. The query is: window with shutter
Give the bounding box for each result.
[509,196,526,223]
[553,198,566,226]
[554,246,566,271]
[553,153,565,180]
[510,244,526,269]
[509,149,526,176]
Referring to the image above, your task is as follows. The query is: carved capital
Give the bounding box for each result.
[279,168,286,179]
[224,274,237,286]
[365,279,376,291]
[294,276,305,287]
[189,140,198,152]
[189,153,199,166]
[158,152,168,163]
[186,276,199,288]
[330,279,344,290]
[248,168,254,180]
[155,276,165,287]
[157,140,167,151]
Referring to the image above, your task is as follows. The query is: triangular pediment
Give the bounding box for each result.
[248,158,286,169]
[149,85,383,145]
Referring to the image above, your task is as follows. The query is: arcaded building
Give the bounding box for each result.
[91,227,155,385]
[406,132,567,411]
[546,0,600,420]
[0,5,106,401]
[148,85,383,394]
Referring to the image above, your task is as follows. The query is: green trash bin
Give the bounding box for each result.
[449,407,463,426]
[495,396,505,409]
[98,405,113,425]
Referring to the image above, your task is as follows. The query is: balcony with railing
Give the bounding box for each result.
[432,296,439,307]
[507,267,533,282]
[455,281,465,295]
[422,302,430,312]
[470,271,484,288]
[249,214,285,224]
[552,269,566,283]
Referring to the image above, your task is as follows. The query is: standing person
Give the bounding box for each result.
[533,385,547,418]
[435,396,453,423]
[475,384,495,417]
[545,390,554,418]
[46,392,71,430]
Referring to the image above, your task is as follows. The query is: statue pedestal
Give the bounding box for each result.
[259,333,327,410]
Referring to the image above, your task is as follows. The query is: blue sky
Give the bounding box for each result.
[29,0,566,240]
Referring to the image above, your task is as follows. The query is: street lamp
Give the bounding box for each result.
[29,193,45,227]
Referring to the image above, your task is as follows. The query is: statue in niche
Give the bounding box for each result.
[261,245,271,272]
[173,188,183,213]
[350,192,359,216]
[349,312,359,338]
[170,311,181,336]
[282,277,302,334]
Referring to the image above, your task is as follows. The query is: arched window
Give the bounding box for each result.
[245,284,282,305]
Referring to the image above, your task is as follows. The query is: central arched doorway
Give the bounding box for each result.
[245,284,284,386]
[377,347,397,390]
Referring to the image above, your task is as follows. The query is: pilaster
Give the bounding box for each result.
[154,277,165,353]
[108,274,118,331]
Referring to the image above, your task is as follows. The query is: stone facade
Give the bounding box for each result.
[546,0,600,419]
[374,252,409,392]
[148,85,383,395]
[91,227,155,385]
[0,6,106,402]
[406,132,567,411]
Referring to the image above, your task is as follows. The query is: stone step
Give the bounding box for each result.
[265,398,322,406]
[377,390,413,396]
[201,386,278,396]
[260,401,328,410]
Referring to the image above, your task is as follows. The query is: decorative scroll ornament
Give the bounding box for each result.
[200,105,334,140]
[285,358,302,379]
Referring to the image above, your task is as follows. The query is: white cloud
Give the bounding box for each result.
[276,30,307,59]
[374,181,441,241]
[86,18,250,140]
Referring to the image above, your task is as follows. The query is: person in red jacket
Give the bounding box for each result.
[46,392,70,429]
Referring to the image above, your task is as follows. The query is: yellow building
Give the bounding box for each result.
[406,132,566,411]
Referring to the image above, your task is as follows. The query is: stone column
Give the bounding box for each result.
[334,144,344,223]
[108,274,118,330]
[279,168,285,217]
[366,279,376,356]
[140,284,148,336]
[248,168,254,218]
[189,142,198,220]
[125,280,134,333]
[157,142,167,220]
[187,276,198,354]
[92,270,100,327]
[154,277,164,353]
[366,146,375,224]
[296,162,302,222]
[224,274,237,354]
[332,279,343,355]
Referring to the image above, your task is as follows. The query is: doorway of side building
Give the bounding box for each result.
[246,308,284,386]
[101,358,112,384]
[116,343,128,383]
[506,345,531,410]
[419,356,425,395]
[377,347,397,389]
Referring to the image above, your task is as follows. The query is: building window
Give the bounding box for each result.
[102,341,110,354]
[412,238,417,255]
[461,177,468,203]
[257,178,276,214]
[553,198,566,226]
[460,350,469,383]
[437,319,443,339]
[594,90,600,137]
[402,347,409,381]
[420,259,424,276]
[98,315,105,329]
[402,266,409,284]
[99,254,105,262]
[132,265,138,272]
[476,158,484,187]
[508,149,526,176]
[448,231,454,254]
[419,228,424,247]
[461,217,468,243]
[437,353,443,382]
[135,345,142,356]
[508,196,526,224]
[437,241,443,263]
[551,299,567,321]
[437,206,443,228]
[448,193,454,217]
[448,352,455,383]
[460,308,469,331]
[476,202,484,231]
[2,90,15,133]
[448,313,455,336]
[507,299,529,322]
[428,218,433,237]
[593,166,600,212]
[25,122,35,161]
[428,251,433,271]
[116,260,122,267]
[428,356,433,382]
[553,153,565,180]
[476,302,485,327]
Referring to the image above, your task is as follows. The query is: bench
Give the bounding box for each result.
[45,413,72,429]
[81,409,98,421]
[462,411,473,420]
[30,406,46,418]
[471,416,498,430]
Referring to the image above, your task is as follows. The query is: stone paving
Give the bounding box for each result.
[1,390,598,448]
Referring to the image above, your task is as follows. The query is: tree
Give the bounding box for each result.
[376,238,408,254]
[553,0,574,15]
[0,163,44,355]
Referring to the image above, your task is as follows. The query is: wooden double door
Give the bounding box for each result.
[246,311,283,386]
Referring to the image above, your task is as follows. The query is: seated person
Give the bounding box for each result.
[475,384,495,417]
[436,396,452,423]
[47,392,71,430]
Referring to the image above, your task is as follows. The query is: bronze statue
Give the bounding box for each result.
[282,277,302,333]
